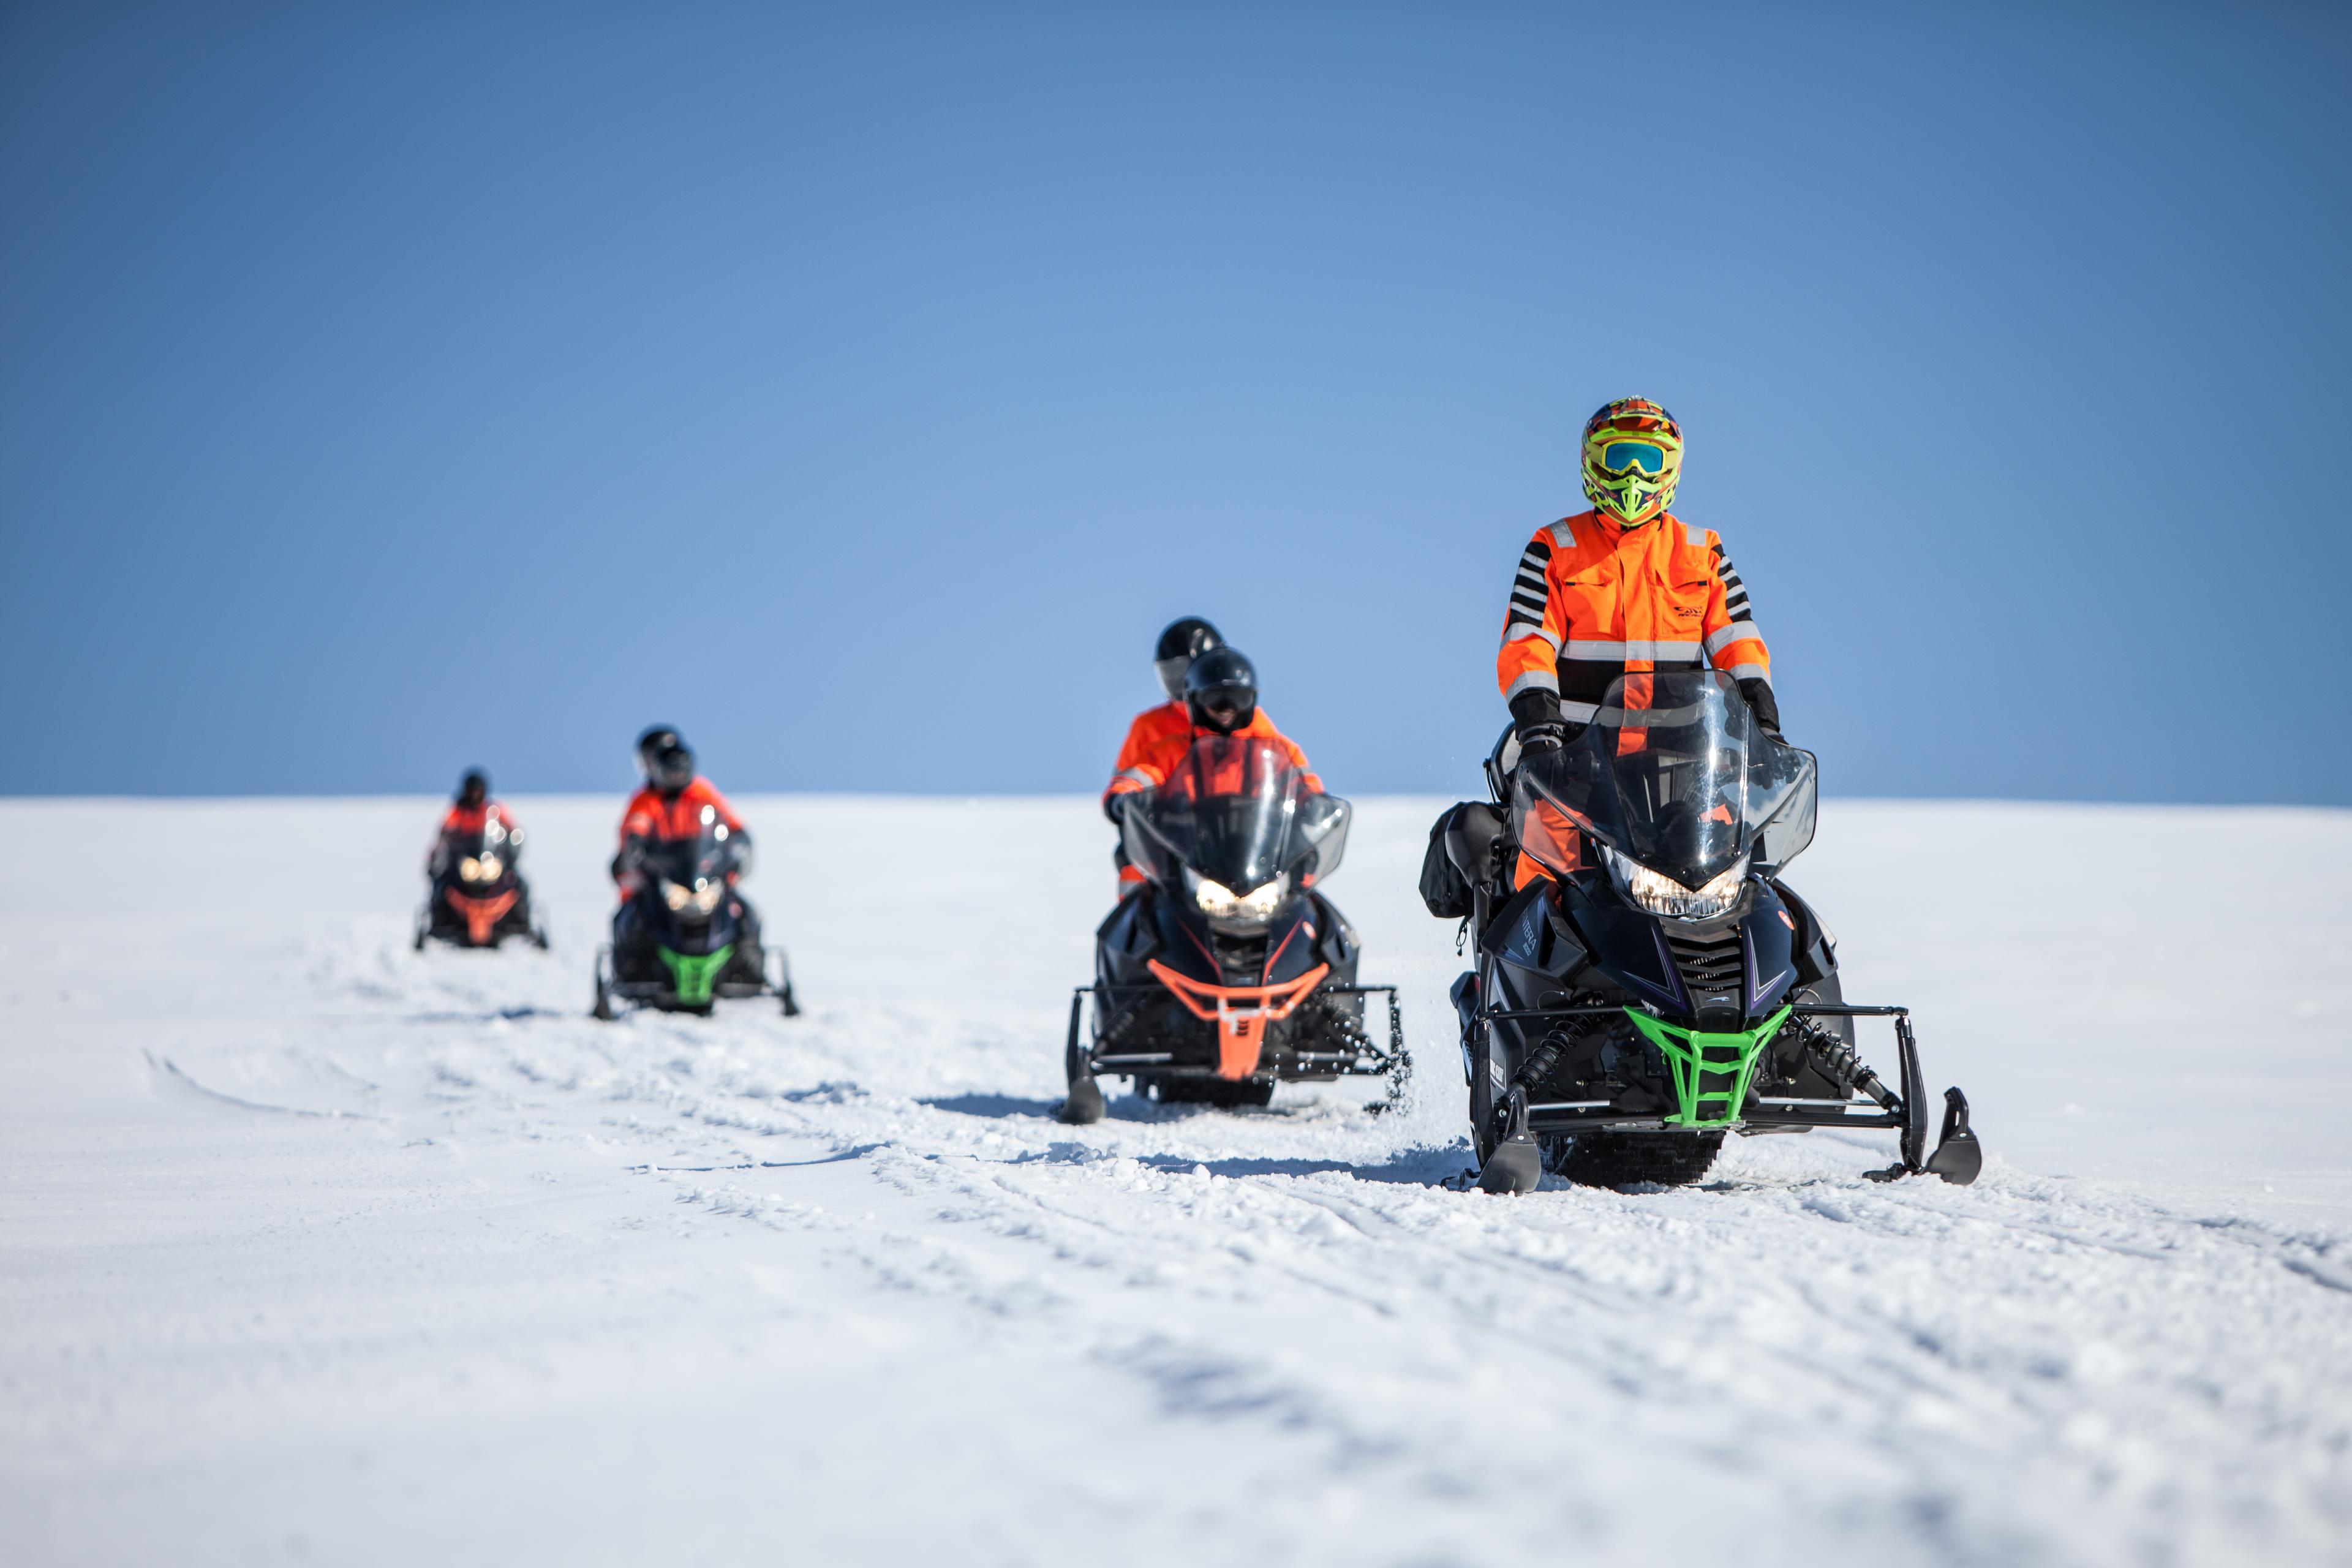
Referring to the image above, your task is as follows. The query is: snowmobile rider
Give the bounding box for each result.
[1104,616,1226,884]
[1498,398,1777,884]
[426,769,519,878]
[612,727,750,901]
[1104,647,1324,829]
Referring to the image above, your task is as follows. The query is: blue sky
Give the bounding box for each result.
[4,2,2347,802]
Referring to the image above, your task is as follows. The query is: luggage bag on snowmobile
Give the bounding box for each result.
[1061,736,1408,1123]
[1449,671,1981,1193]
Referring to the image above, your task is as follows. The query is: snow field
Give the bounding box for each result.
[2,795,2348,1566]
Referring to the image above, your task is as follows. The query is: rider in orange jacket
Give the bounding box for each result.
[1498,398,1776,883]
[1107,645,1322,811]
[1105,626,1323,886]
[1104,618,1221,819]
[614,727,748,899]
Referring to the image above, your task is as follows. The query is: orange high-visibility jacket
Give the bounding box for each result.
[1497,510,1771,718]
[619,777,745,845]
[1104,706,1324,800]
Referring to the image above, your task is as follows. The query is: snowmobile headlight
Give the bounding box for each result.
[690,880,724,914]
[458,854,501,883]
[662,879,693,911]
[1185,867,1288,922]
[1602,845,1746,919]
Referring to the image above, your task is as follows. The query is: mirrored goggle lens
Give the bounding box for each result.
[1597,440,1667,475]
[1199,690,1252,715]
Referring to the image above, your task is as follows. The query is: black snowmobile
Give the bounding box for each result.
[592,815,798,1018]
[415,816,547,950]
[1425,669,1981,1193]
[1062,735,1408,1121]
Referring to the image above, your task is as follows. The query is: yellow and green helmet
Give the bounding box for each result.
[1580,397,1683,526]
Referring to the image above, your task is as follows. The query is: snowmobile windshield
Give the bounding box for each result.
[638,822,741,892]
[1512,669,1816,888]
[439,813,520,883]
[1121,737,1349,897]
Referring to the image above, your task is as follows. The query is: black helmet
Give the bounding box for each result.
[648,741,695,794]
[1183,646,1257,734]
[635,726,693,793]
[456,769,489,807]
[1153,617,1224,703]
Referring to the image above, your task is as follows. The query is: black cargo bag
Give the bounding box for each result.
[1419,801,1507,919]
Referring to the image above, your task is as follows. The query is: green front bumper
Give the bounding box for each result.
[658,944,736,1007]
[1623,1004,1793,1129]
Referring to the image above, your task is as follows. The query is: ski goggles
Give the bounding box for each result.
[1194,689,1254,718]
[1593,439,1672,476]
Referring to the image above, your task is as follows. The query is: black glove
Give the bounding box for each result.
[1104,791,1134,826]
[1509,688,1567,758]
[612,839,647,882]
[1738,678,1784,741]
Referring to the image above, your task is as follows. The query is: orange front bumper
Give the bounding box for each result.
[1145,959,1331,1079]
[445,886,519,945]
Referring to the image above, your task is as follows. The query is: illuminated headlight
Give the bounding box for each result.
[662,880,692,911]
[1602,845,1746,919]
[459,854,502,883]
[665,880,723,914]
[1186,868,1287,923]
[691,881,723,914]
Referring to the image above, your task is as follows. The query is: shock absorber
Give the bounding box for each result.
[1791,1015,1898,1111]
[1511,1030,1569,1091]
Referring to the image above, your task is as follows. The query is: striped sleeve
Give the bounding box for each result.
[1497,529,1564,701]
[1701,545,1771,685]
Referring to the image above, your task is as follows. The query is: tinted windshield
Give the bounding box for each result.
[1121,737,1349,894]
[642,824,739,888]
[1513,669,1815,886]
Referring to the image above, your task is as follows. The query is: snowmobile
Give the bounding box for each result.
[415,815,547,950]
[1061,735,1408,1122]
[592,812,798,1018]
[1429,669,1981,1194]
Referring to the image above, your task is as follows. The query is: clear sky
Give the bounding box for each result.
[4,2,2347,803]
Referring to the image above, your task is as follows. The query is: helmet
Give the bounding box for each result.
[456,769,489,807]
[1153,616,1224,703]
[647,741,695,795]
[1580,398,1684,526]
[1183,646,1257,735]
[635,726,693,793]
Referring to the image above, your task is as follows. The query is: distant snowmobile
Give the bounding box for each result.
[1427,668,1981,1193]
[416,813,546,951]
[1061,735,1408,1121]
[592,814,797,1018]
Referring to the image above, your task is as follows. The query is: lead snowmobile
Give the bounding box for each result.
[1428,669,1981,1193]
[592,815,798,1018]
[416,814,547,950]
[1062,735,1408,1121]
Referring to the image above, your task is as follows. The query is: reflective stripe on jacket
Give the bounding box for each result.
[1496,510,1770,717]
[1105,701,1196,807]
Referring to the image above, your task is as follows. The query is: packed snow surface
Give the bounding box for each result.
[4,794,2350,1567]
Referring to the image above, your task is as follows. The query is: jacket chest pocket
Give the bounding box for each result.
[1556,567,1619,633]
[1660,568,1714,628]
